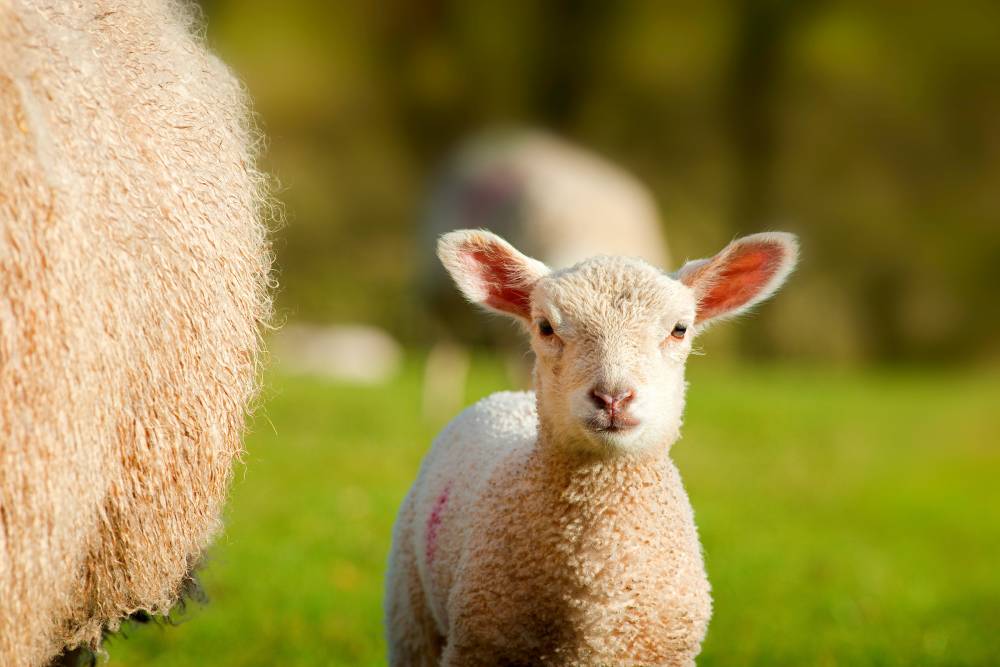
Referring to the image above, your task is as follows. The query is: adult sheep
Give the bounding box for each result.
[0,1,272,665]
[419,130,669,415]
[420,129,669,341]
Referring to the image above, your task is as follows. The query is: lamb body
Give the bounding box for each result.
[387,230,798,665]
[390,391,709,665]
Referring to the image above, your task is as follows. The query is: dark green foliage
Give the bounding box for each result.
[203,0,1000,363]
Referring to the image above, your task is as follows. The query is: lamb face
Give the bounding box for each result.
[530,256,695,454]
[437,227,798,455]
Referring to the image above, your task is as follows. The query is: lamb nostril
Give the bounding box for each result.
[590,389,614,410]
[615,389,635,408]
[590,387,636,411]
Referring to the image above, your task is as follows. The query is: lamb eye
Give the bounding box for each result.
[538,319,555,337]
[671,323,688,340]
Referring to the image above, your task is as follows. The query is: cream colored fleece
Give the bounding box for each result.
[0,1,271,663]
[387,391,711,666]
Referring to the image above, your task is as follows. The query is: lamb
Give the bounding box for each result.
[0,1,271,665]
[386,229,797,665]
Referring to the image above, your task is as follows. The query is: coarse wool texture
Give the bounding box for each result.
[386,393,711,666]
[0,1,273,665]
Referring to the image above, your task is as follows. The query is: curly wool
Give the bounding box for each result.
[0,1,272,665]
[387,392,711,666]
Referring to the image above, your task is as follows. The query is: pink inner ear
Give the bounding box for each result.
[697,242,784,322]
[468,249,532,317]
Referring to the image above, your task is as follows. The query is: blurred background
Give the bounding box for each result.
[108,1,999,665]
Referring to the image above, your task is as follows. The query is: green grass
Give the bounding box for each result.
[106,357,1000,666]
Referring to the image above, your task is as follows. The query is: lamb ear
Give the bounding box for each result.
[675,232,798,325]
[437,229,550,321]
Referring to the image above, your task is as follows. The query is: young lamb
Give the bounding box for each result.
[386,229,797,665]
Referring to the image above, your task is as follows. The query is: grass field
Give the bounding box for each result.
[106,356,1000,666]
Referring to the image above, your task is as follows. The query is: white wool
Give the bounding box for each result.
[387,229,798,664]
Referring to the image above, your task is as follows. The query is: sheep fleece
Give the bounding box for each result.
[387,392,712,665]
[0,1,271,664]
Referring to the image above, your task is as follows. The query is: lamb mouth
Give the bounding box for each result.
[587,415,641,433]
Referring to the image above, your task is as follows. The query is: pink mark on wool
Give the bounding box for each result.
[425,482,452,566]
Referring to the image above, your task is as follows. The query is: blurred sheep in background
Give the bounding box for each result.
[418,129,670,418]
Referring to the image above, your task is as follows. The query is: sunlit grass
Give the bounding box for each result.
[106,357,999,666]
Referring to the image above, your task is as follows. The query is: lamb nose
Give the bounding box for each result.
[590,387,636,411]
